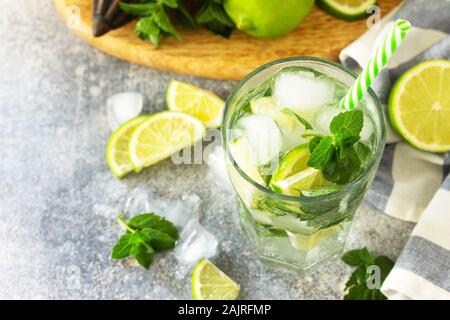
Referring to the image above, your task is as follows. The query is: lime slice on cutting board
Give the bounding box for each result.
[389,60,450,152]
[192,258,240,300]
[317,0,377,20]
[106,116,149,178]
[166,80,225,128]
[129,111,206,169]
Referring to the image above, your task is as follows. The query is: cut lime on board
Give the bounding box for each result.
[317,0,377,20]
[389,60,450,152]
[192,258,240,300]
[129,111,206,169]
[106,116,149,178]
[166,80,225,128]
[270,144,324,195]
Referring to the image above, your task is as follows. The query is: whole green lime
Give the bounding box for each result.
[224,0,315,38]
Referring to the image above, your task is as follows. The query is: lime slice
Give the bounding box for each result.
[192,258,240,300]
[106,116,149,178]
[166,80,225,128]
[251,97,296,129]
[272,167,325,196]
[129,111,206,169]
[229,138,265,186]
[270,144,325,196]
[269,144,309,187]
[317,0,377,20]
[389,60,450,152]
[287,224,341,251]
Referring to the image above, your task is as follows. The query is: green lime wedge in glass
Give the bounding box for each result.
[192,258,240,300]
[106,116,149,178]
[317,0,377,21]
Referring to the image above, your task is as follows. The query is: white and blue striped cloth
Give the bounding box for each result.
[340,0,450,299]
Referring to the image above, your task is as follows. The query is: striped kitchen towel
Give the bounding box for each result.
[340,0,450,222]
[340,0,450,299]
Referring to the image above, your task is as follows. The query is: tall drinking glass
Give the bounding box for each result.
[222,57,385,273]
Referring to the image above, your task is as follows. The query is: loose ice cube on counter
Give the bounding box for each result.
[173,220,218,265]
[237,114,282,166]
[274,72,335,114]
[124,187,151,215]
[107,92,143,130]
[206,146,233,191]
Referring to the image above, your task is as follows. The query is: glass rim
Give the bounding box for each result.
[221,56,386,203]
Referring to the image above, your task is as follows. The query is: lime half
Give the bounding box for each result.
[317,0,377,20]
[129,111,205,169]
[192,258,240,300]
[389,60,450,152]
[106,116,149,178]
[166,80,225,128]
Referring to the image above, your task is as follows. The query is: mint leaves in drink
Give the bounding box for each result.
[111,213,179,269]
[307,110,371,184]
[342,247,394,300]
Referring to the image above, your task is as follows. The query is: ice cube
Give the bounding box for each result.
[107,92,143,130]
[274,72,335,114]
[360,115,374,143]
[237,114,282,165]
[173,220,218,265]
[124,187,151,215]
[147,193,201,229]
[124,187,200,229]
[314,106,342,135]
[206,146,233,191]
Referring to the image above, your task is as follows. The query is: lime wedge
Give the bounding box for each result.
[272,167,325,196]
[166,80,225,128]
[270,144,325,196]
[106,116,149,178]
[317,0,377,20]
[129,111,205,169]
[251,97,296,129]
[389,60,450,152]
[229,138,265,186]
[192,258,240,300]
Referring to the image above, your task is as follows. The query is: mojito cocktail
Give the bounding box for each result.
[222,57,385,273]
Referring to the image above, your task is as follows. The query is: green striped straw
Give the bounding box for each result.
[338,19,411,110]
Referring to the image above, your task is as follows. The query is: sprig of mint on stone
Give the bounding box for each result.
[111,213,179,269]
[307,110,371,185]
[120,0,193,47]
[342,247,394,300]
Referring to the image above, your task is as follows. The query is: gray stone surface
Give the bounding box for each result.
[0,0,415,299]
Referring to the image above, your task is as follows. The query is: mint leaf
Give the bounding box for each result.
[176,2,196,28]
[160,0,178,9]
[111,213,179,269]
[127,213,178,239]
[196,0,234,37]
[120,2,157,16]
[111,233,136,259]
[330,110,363,138]
[307,136,333,169]
[341,247,374,266]
[342,247,394,300]
[308,136,323,153]
[140,228,177,251]
[154,5,179,38]
[136,16,161,46]
[282,108,313,130]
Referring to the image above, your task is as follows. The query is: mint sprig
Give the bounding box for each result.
[342,248,394,300]
[306,110,371,185]
[120,0,191,47]
[111,213,179,269]
[195,0,235,37]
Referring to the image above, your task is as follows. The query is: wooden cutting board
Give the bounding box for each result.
[54,0,401,80]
